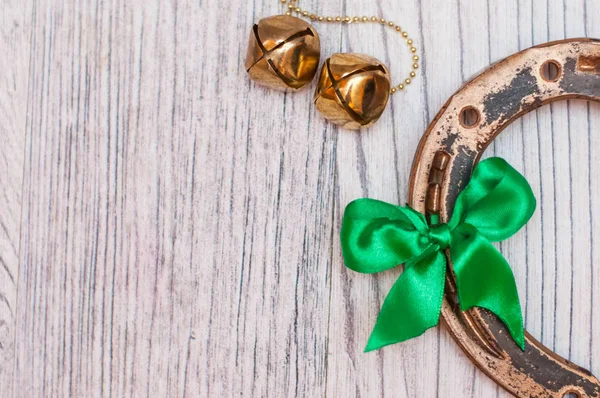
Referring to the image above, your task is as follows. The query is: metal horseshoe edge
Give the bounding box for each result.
[408,38,600,398]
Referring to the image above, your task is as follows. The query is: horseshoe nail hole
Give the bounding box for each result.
[459,106,480,128]
[578,55,600,73]
[540,60,562,82]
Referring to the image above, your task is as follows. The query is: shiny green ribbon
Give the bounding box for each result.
[341,157,536,352]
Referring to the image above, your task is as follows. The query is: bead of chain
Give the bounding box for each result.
[281,0,420,94]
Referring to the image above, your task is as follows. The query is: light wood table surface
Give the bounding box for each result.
[1,0,599,396]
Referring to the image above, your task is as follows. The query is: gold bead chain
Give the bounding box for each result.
[281,0,420,94]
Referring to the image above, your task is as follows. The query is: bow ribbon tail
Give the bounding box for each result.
[450,224,525,350]
[365,247,446,352]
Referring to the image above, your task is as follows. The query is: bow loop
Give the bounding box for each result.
[448,157,536,242]
[340,198,431,274]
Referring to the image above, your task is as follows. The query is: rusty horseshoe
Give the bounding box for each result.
[409,39,600,397]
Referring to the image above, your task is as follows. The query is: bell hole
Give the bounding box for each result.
[459,106,480,128]
[540,60,562,82]
[563,392,580,398]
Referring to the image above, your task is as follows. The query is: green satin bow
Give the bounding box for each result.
[341,157,536,352]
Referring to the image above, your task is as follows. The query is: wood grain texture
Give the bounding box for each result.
[0,0,598,397]
[0,0,33,396]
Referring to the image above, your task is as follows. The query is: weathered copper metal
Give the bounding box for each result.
[314,53,391,129]
[409,38,600,397]
[245,15,320,91]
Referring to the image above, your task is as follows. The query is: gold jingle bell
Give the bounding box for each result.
[245,15,320,91]
[314,53,391,129]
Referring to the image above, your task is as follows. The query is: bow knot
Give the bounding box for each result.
[428,223,452,249]
[341,158,536,352]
